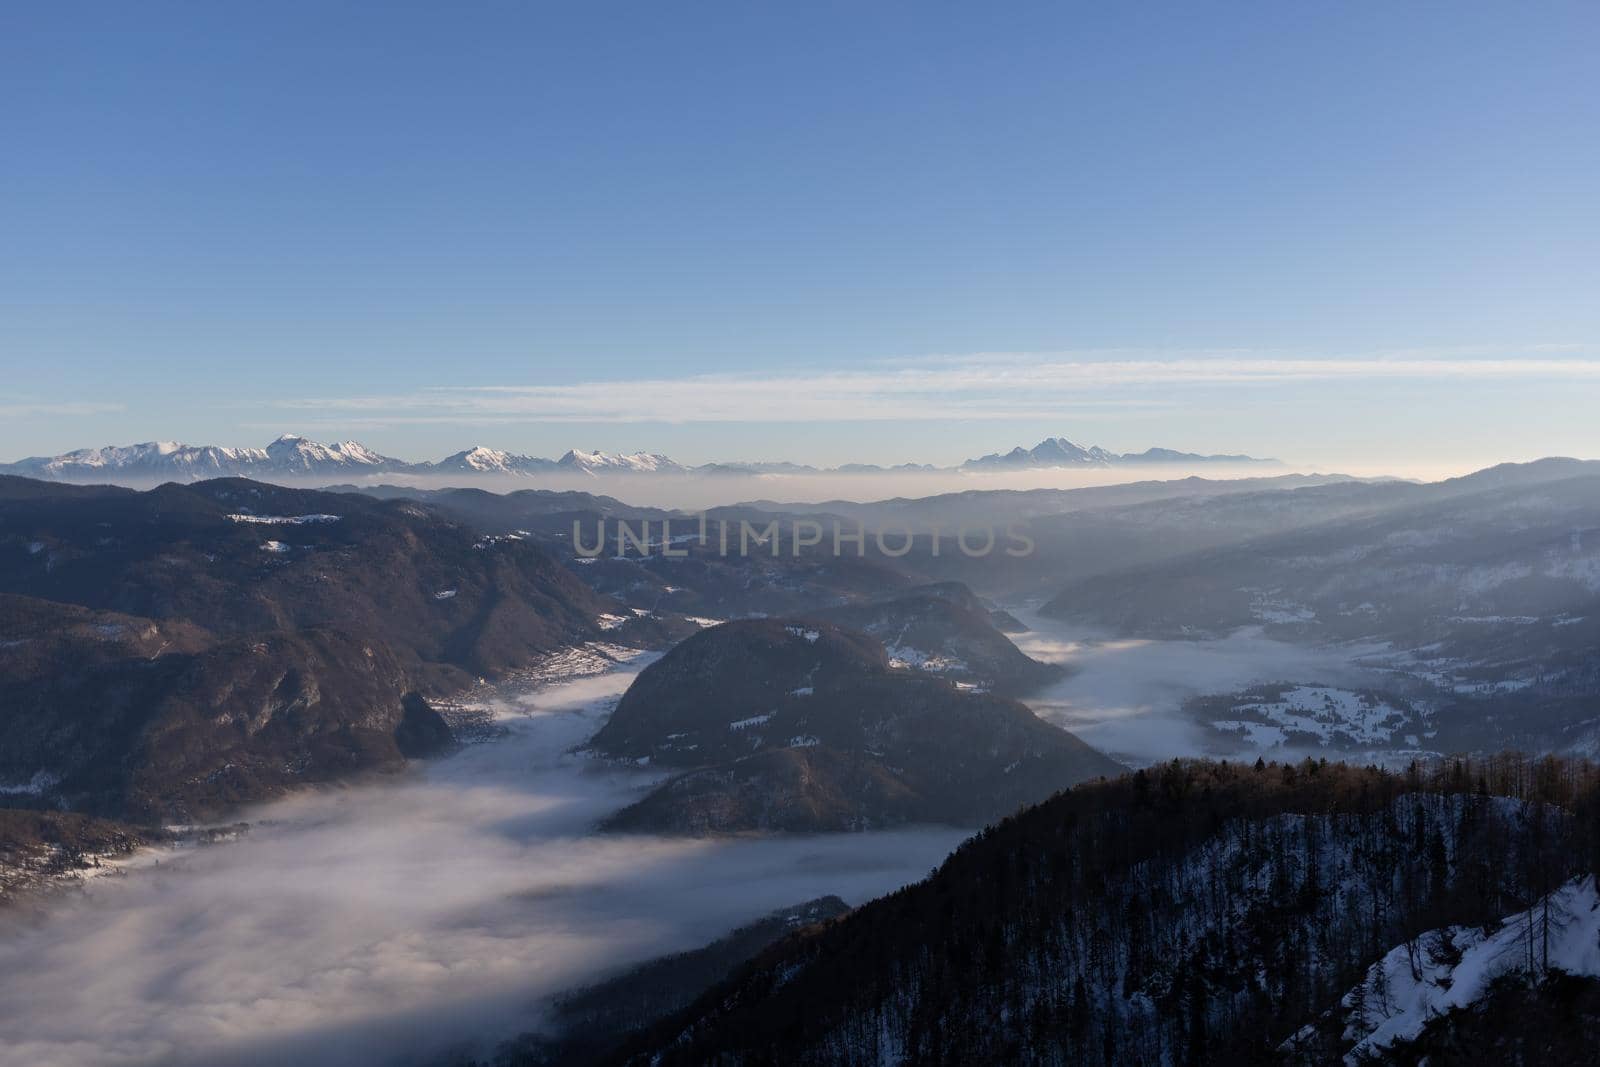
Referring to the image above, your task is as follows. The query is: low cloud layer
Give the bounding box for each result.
[0,658,964,1067]
[351,462,1284,510]
[1014,615,1386,765]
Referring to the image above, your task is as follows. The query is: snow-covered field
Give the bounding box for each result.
[225,513,342,526]
[0,652,965,1067]
[1208,686,1423,749]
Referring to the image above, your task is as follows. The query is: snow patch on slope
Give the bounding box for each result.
[1298,875,1600,1062]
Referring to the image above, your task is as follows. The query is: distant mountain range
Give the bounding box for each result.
[0,434,1278,483]
[0,436,689,482]
[961,436,1276,469]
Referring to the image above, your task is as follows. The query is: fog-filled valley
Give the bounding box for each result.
[6,457,1600,1065]
[0,656,966,1066]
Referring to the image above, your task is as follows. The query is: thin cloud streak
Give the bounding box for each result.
[282,350,1600,425]
[0,400,126,419]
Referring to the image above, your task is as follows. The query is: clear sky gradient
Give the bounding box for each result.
[3,2,1597,472]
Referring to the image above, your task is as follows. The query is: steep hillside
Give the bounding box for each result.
[0,614,452,821]
[0,477,626,820]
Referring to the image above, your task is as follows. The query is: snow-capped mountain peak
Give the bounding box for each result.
[265,435,388,469]
[459,446,515,470]
[557,449,685,475]
[31,441,272,477]
[434,446,557,474]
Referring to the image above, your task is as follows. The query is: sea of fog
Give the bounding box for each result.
[0,654,966,1067]
[0,620,1397,1067]
[325,462,1309,511]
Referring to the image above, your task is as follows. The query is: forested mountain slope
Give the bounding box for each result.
[0,477,619,820]
[605,757,1600,1065]
[0,476,609,685]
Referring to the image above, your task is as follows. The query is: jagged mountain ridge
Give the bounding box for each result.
[0,436,690,481]
[0,433,1278,483]
[1,435,393,481]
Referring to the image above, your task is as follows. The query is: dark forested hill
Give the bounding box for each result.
[600,757,1600,1065]
[590,618,1118,833]
[0,477,620,820]
[0,613,453,820]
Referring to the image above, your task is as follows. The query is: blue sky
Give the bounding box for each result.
[2,1,1598,471]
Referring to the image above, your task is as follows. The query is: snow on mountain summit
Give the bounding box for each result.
[557,449,685,474]
[0,436,404,481]
[265,435,388,469]
[446,446,517,473]
[29,441,271,477]
[434,446,557,474]
[0,436,701,482]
